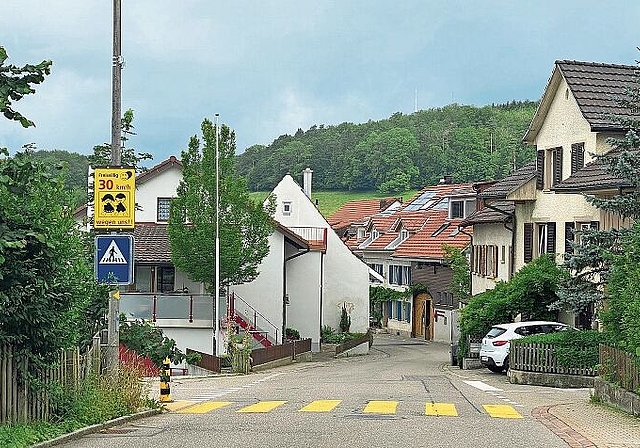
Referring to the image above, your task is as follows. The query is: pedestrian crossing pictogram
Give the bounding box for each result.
[171,399,524,419]
[99,240,127,264]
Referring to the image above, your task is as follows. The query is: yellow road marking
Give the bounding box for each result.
[363,400,398,414]
[237,401,287,413]
[299,400,342,412]
[483,404,523,419]
[425,402,458,416]
[164,400,198,412]
[178,401,233,414]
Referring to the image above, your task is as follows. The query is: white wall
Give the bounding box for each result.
[286,251,323,351]
[136,167,183,223]
[471,222,512,295]
[229,232,285,343]
[271,175,370,338]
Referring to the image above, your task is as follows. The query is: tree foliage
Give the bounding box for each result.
[442,244,470,303]
[459,255,565,340]
[236,102,537,191]
[0,149,108,369]
[168,119,275,290]
[0,46,52,127]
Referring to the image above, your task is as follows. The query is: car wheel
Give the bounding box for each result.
[487,365,504,373]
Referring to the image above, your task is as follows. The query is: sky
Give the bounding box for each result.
[1,1,639,164]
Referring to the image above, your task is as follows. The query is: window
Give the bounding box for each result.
[156,266,175,293]
[396,301,402,320]
[431,223,450,237]
[371,229,380,240]
[157,198,171,222]
[471,245,498,277]
[571,143,585,175]
[369,263,384,277]
[534,222,556,258]
[357,228,365,239]
[537,147,563,188]
[283,201,292,216]
[449,199,476,219]
[389,265,411,285]
[403,301,411,322]
[400,229,409,241]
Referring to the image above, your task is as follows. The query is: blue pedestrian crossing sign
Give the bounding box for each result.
[95,235,134,285]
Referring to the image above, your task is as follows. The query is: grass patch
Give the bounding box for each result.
[250,190,419,218]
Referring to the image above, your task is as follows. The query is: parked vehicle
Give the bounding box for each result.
[479,321,568,373]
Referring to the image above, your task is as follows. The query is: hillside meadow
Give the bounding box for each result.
[249,189,420,218]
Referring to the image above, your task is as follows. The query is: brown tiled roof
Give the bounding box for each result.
[459,201,515,228]
[553,152,633,192]
[134,223,172,263]
[479,162,536,199]
[137,155,182,185]
[558,61,638,131]
[525,61,638,142]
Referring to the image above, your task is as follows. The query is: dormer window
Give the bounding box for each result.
[400,229,409,241]
[357,228,365,239]
[449,199,476,219]
[371,229,379,240]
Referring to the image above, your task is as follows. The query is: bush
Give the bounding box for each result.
[513,329,608,369]
[285,327,300,340]
[321,325,365,344]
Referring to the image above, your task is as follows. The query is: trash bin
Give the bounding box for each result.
[450,343,458,366]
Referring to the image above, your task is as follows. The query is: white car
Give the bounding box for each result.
[479,321,568,373]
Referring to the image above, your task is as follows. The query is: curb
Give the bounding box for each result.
[31,408,162,447]
[532,404,597,448]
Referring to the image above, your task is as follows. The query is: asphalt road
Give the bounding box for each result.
[57,333,591,448]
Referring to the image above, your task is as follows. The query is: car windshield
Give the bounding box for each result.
[485,327,507,338]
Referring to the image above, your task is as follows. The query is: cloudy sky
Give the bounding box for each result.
[1,1,639,163]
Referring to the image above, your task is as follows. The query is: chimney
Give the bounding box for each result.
[303,167,313,198]
[439,175,453,184]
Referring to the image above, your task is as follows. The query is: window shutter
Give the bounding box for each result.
[553,147,563,185]
[536,149,545,190]
[546,222,556,254]
[524,223,533,263]
[571,143,585,175]
[565,222,575,254]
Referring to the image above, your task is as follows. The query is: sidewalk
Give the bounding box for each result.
[536,399,640,448]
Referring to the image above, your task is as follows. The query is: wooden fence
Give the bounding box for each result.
[599,344,640,393]
[186,348,221,373]
[0,334,102,424]
[335,331,372,356]
[510,342,597,376]
[251,339,312,367]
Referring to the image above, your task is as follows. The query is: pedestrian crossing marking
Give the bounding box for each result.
[299,400,342,412]
[483,404,523,419]
[179,401,233,414]
[164,400,198,412]
[425,402,458,417]
[99,240,127,264]
[363,400,398,414]
[237,401,287,413]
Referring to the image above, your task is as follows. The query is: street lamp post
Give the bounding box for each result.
[214,113,221,356]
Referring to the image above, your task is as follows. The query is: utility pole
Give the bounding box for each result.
[214,113,220,356]
[107,0,123,375]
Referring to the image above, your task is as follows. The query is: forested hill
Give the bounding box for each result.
[236,101,538,193]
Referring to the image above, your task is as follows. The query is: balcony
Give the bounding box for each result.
[289,226,327,252]
[119,292,215,328]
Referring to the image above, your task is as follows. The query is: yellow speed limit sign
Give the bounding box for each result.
[93,168,136,229]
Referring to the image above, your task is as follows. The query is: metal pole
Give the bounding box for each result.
[107,0,122,376]
[214,113,220,355]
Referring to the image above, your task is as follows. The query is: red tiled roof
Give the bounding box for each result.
[328,197,399,230]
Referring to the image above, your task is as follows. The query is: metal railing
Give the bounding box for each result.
[229,293,279,345]
[119,293,214,322]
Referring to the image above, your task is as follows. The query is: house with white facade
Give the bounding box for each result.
[460,60,637,328]
[231,170,371,353]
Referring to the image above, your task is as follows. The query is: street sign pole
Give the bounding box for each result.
[107,0,123,376]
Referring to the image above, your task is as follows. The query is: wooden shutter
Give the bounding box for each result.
[553,147,563,185]
[571,143,585,175]
[524,223,533,263]
[565,222,575,254]
[536,149,545,190]
[546,222,556,254]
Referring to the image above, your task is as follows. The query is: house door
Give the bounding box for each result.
[413,293,433,340]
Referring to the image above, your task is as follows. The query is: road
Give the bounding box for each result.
[58,333,592,448]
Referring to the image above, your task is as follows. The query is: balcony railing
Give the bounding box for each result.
[119,293,214,323]
[289,226,327,251]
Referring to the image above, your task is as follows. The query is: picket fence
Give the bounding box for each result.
[0,334,102,424]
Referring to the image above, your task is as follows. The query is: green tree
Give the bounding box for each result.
[168,118,275,291]
[442,244,470,303]
[88,109,152,171]
[0,46,52,127]
[0,149,107,370]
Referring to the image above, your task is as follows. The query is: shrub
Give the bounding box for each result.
[513,329,608,369]
[285,327,300,340]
